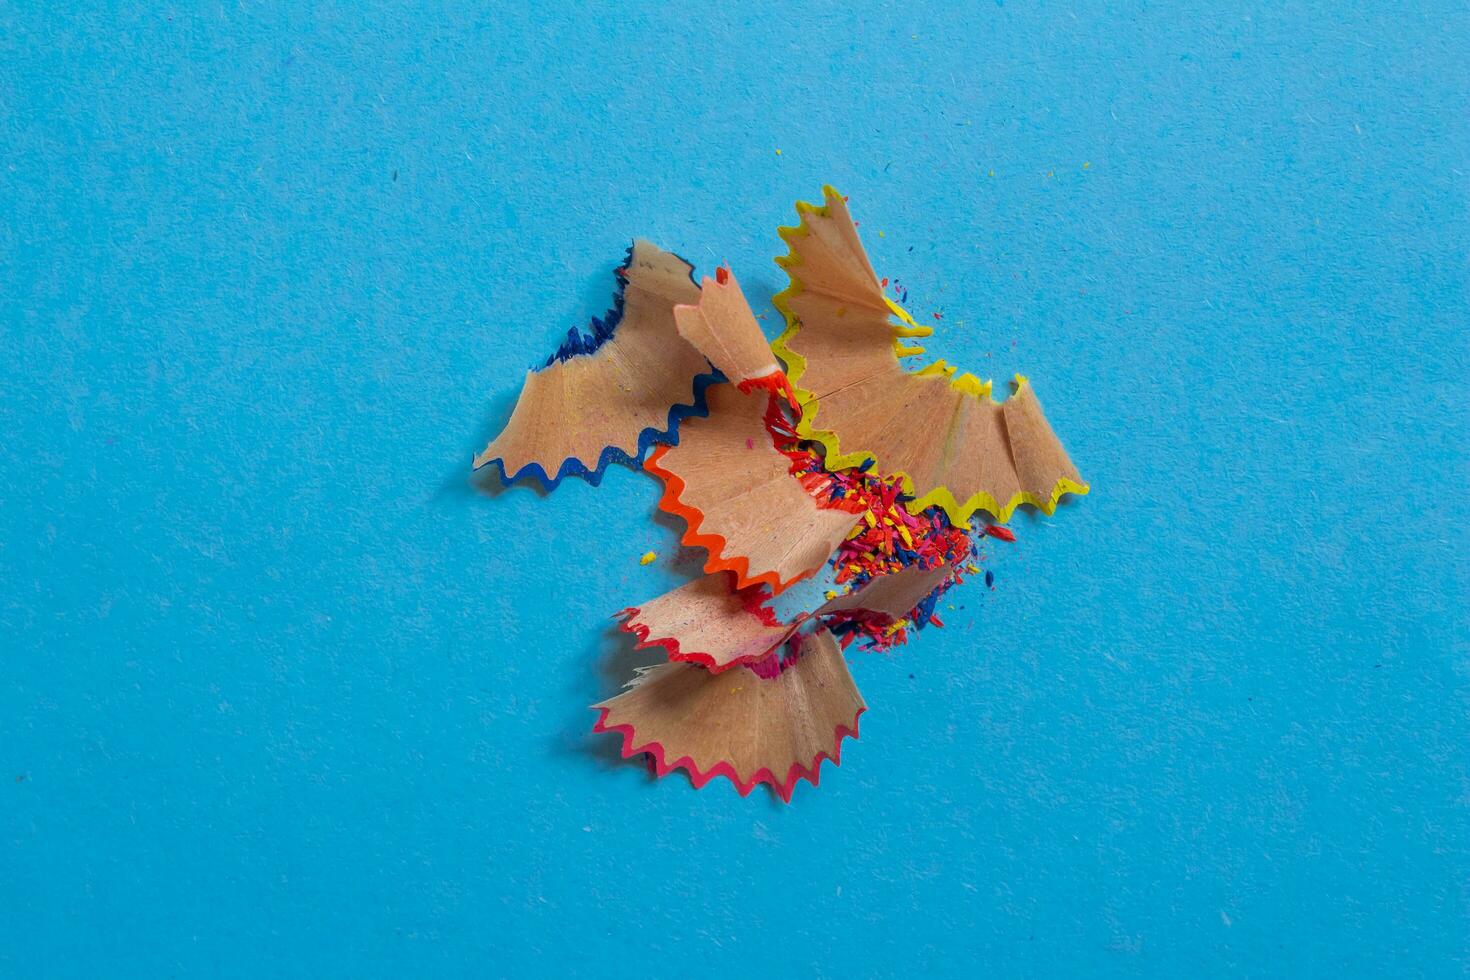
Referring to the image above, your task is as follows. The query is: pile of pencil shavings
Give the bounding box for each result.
[475,187,1088,802]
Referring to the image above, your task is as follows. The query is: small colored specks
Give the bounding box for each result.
[639,551,657,565]
[782,435,977,651]
[775,149,782,156]
[988,169,995,177]
[878,230,885,238]
[985,570,995,588]
[982,525,1016,543]
[1083,161,1091,169]
[745,438,754,449]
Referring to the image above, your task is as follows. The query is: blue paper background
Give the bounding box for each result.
[3,2,1466,976]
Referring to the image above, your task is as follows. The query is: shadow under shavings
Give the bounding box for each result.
[1005,488,1088,532]
[646,503,708,579]
[712,269,787,341]
[1052,489,1088,515]
[435,388,522,502]
[546,620,666,778]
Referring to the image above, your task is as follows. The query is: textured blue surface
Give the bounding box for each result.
[2,3,1467,976]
